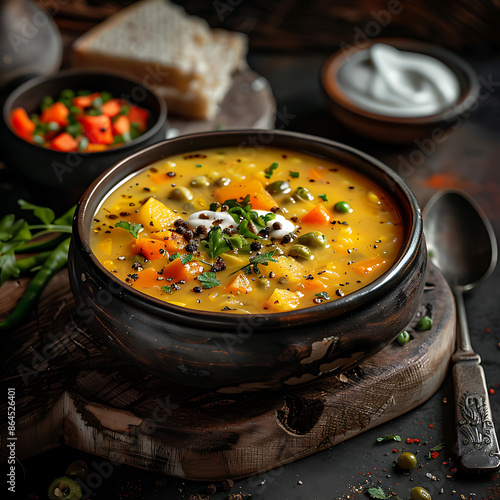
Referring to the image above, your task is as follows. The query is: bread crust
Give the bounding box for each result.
[72,0,248,119]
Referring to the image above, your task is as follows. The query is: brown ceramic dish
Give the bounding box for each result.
[68,130,426,391]
[1,68,167,195]
[322,38,479,144]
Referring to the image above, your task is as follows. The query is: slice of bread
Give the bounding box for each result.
[72,0,248,120]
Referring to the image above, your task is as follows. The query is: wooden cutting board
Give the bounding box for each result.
[0,263,455,481]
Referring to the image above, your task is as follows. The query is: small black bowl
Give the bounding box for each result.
[69,130,426,391]
[1,68,167,198]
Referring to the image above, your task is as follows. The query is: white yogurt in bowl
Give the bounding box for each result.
[337,43,461,118]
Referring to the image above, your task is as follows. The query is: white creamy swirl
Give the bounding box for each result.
[337,43,460,117]
[187,210,295,239]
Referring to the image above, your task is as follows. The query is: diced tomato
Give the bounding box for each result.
[40,101,70,127]
[101,98,121,118]
[72,92,101,109]
[10,107,35,141]
[50,132,78,152]
[80,114,114,145]
[113,115,130,135]
[128,105,149,132]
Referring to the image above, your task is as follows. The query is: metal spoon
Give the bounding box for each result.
[424,188,500,472]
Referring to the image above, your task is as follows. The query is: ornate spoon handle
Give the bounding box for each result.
[453,292,500,472]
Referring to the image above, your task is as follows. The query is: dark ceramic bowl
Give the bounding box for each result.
[69,130,426,391]
[322,38,479,144]
[1,68,167,196]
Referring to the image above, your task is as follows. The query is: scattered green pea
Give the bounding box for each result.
[267,180,291,195]
[297,231,327,247]
[169,186,193,201]
[415,315,433,331]
[191,175,210,188]
[294,186,314,202]
[288,244,313,260]
[410,486,432,500]
[397,451,417,470]
[396,330,410,346]
[334,201,351,213]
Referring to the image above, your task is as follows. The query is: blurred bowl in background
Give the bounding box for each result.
[1,68,168,199]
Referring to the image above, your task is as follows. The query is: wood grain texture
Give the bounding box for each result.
[0,264,455,480]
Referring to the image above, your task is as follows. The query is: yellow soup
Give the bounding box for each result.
[90,147,404,314]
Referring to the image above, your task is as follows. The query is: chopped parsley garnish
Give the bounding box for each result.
[264,161,279,179]
[315,292,331,301]
[200,226,230,260]
[114,220,143,238]
[289,171,299,178]
[376,434,401,443]
[196,164,202,168]
[231,250,277,275]
[197,271,221,289]
[318,194,328,202]
[366,486,393,499]
[161,285,173,294]
[427,442,446,458]
[169,253,194,265]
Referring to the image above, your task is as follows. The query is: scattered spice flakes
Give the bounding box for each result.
[485,327,491,333]
[489,388,495,395]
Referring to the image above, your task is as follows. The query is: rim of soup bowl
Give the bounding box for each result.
[73,129,423,331]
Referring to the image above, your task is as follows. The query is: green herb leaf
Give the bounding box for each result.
[289,171,299,178]
[18,200,55,225]
[264,162,279,179]
[0,254,21,286]
[231,250,277,275]
[315,291,331,301]
[429,443,446,452]
[0,216,32,255]
[161,285,173,294]
[318,194,328,202]
[196,164,202,168]
[366,486,391,499]
[180,254,193,265]
[223,194,251,210]
[170,252,180,261]
[376,434,401,443]
[200,226,231,260]
[197,271,221,289]
[114,221,143,238]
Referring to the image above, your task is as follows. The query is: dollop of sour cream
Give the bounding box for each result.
[337,43,460,117]
[187,210,295,239]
